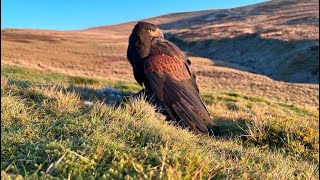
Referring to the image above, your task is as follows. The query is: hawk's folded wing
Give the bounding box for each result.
[144,54,211,134]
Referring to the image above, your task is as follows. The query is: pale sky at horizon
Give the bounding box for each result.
[1,0,269,30]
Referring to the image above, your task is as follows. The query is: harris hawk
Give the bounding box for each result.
[127,21,212,134]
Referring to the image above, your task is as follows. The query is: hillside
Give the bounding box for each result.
[160,0,319,83]
[1,0,319,178]
[86,0,320,83]
[1,0,319,107]
[1,65,319,179]
[1,29,318,107]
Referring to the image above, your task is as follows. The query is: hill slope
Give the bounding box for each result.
[1,0,319,106]
[85,0,319,83]
[1,0,318,93]
[160,0,319,83]
[1,65,319,179]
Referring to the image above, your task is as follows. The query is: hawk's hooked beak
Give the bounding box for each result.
[150,28,164,38]
[159,30,164,39]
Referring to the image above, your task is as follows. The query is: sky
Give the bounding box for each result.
[1,0,268,30]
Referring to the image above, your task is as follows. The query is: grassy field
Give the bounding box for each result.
[1,65,319,179]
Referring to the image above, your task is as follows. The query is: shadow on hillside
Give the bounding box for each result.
[6,79,138,107]
[164,33,319,84]
[209,117,247,138]
[64,85,141,107]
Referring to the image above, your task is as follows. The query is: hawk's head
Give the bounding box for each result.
[129,21,164,45]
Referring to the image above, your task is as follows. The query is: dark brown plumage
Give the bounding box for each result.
[127,21,211,134]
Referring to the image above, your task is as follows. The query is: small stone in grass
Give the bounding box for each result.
[83,101,93,106]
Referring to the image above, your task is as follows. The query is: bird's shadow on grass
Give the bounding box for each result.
[6,79,249,139]
[209,117,248,139]
[6,79,139,107]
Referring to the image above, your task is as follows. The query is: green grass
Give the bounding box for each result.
[1,65,319,179]
[1,65,140,92]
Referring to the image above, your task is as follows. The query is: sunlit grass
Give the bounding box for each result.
[1,66,319,179]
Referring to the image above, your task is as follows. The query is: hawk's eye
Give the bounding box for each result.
[148,29,155,32]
